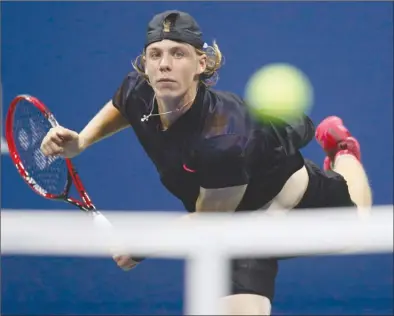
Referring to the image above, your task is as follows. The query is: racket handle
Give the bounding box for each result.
[91,211,121,256]
[92,211,113,229]
[91,211,145,263]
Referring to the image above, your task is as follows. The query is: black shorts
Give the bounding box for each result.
[230,159,356,302]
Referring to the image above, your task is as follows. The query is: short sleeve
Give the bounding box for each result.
[286,114,315,149]
[196,135,250,189]
[264,114,315,154]
[112,71,143,118]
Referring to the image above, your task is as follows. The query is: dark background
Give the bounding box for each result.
[1,2,393,315]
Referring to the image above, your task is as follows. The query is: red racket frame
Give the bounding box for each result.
[5,94,95,211]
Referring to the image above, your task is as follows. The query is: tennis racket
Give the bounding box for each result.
[5,94,112,229]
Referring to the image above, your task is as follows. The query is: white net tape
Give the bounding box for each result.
[2,205,393,314]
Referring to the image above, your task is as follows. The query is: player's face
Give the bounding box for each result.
[145,40,206,101]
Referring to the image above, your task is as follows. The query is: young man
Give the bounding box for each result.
[40,10,372,315]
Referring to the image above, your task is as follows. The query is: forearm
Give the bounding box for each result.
[196,185,247,212]
[79,100,130,149]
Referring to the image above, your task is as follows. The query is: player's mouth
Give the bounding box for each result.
[157,78,176,83]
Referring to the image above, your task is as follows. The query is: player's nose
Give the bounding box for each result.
[159,54,172,72]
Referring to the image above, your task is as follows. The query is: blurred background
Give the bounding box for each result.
[1,2,393,315]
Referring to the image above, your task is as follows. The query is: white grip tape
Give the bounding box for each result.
[91,212,120,255]
[92,212,113,230]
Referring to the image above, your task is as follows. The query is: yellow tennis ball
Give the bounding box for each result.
[244,63,313,123]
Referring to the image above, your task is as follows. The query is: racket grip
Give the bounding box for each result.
[91,211,146,263]
[91,212,121,256]
[92,211,113,229]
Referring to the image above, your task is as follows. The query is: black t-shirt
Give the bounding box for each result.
[112,71,315,212]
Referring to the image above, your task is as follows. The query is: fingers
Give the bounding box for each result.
[41,134,64,156]
[55,127,79,142]
[40,126,77,156]
[49,132,64,147]
[113,255,139,271]
[42,142,65,156]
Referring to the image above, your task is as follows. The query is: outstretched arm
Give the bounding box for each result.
[79,100,129,150]
[40,100,129,158]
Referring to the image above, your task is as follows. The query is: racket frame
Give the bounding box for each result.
[5,94,96,212]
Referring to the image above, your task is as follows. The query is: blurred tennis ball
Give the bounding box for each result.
[244,63,313,123]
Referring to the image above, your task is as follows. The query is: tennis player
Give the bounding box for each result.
[40,10,372,315]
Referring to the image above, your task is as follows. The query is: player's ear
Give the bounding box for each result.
[197,54,207,75]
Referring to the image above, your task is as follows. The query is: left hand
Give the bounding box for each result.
[112,254,140,271]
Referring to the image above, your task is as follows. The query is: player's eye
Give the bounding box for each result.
[149,51,161,59]
[173,50,185,58]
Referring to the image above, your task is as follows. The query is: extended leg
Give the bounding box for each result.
[316,116,372,211]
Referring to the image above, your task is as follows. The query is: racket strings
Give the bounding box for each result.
[13,100,69,196]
